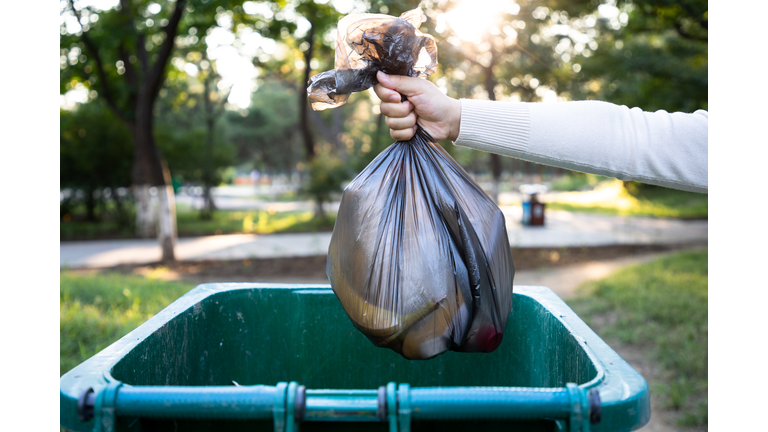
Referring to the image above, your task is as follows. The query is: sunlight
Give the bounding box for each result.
[441,0,520,42]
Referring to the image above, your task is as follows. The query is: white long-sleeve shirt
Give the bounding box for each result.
[453,99,708,193]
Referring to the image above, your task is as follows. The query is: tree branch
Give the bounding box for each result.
[146,0,187,103]
[67,0,131,124]
[136,33,149,73]
[120,0,149,75]
[118,43,137,88]
[673,20,707,42]
[678,1,708,30]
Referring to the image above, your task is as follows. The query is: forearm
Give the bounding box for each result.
[453,99,708,193]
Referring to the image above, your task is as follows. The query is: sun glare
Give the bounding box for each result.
[441,0,520,42]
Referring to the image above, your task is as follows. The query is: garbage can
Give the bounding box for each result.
[60,284,650,432]
[520,184,547,226]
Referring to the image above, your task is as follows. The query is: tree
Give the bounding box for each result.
[571,0,707,112]
[225,79,301,176]
[154,50,236,219]
[60,101,134,224]
[303,150,349,219]
[60,0,249,260]
[248,0,341,161]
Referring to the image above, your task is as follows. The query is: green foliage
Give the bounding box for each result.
[567,250,708,427]
[549,172,609,191]
[252,0,341,78]
[573,0,707,112]
[155,118,237,186]
[60,0,254,119]
[302,150,350,218]
[60,101,134,222]
[60,102,133,191]
[225,80,301,173]
[60,271,194,375]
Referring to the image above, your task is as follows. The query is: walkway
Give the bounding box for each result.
[60,207,707,269]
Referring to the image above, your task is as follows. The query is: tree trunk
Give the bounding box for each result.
[201,68,216,220]
[314,199,325,220]
[85,188,98,222]
[331,106,342,151]
[133,185,156,238]
[132,92,176,261]
[484,61,502,204]
[300,25,316,160]
[157,185,177,261]
[490,153,502,204]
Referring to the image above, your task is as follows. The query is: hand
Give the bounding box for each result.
[373,71,462,142]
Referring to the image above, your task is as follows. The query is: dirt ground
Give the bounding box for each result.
[72,243,690,286]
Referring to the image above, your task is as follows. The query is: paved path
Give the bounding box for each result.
[60,207,707,268]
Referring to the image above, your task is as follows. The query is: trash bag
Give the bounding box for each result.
[307,8,438,111]
[327,127,515,360]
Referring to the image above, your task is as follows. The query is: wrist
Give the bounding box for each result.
[448,98,462,142]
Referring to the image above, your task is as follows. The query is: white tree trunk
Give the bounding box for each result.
[133,185,157,238]
[157,185,177,261]
[491,180,500,205]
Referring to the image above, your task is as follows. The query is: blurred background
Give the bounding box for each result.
[60,1,707,430]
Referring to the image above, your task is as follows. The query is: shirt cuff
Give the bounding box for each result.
[453,99,531,154]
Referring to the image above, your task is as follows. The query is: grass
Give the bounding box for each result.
[549,173,610,191]
[60,271,195,376]
[61,207,337,240]
[175,208,336,236]
[566,250,708,428]
[547,179,708,219]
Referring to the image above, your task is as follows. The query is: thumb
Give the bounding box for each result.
[377,71,426,97]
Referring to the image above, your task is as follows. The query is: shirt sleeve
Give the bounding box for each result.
[453,99,708,193]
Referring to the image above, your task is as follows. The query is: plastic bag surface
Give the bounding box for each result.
[327,128,515,360]
[308,8,438,111]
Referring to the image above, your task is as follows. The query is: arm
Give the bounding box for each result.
[374,72,708,193]
[456,99,708,193]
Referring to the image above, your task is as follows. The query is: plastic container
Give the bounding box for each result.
[60,284,650,432]
[520,184,548,226]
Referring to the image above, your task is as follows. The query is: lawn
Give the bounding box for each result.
[60,271,195,376]
[547,179,708,219]
[175,208,335,236]
[60,206,336,241]
[566,249,708,428]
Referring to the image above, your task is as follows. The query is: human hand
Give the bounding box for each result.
[373,71,462,142]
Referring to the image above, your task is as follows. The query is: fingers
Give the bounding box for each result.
[376,71,428,97]
[386,111,417,130]
[390,125,418,141]
[373,83,401,103]
[380,99,412,118]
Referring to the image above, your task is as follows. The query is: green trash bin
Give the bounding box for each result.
[60,284,650,432]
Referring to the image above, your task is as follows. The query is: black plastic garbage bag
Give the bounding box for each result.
[327,127,515,360]
[311,8,515,360]
[308,8,437,111]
